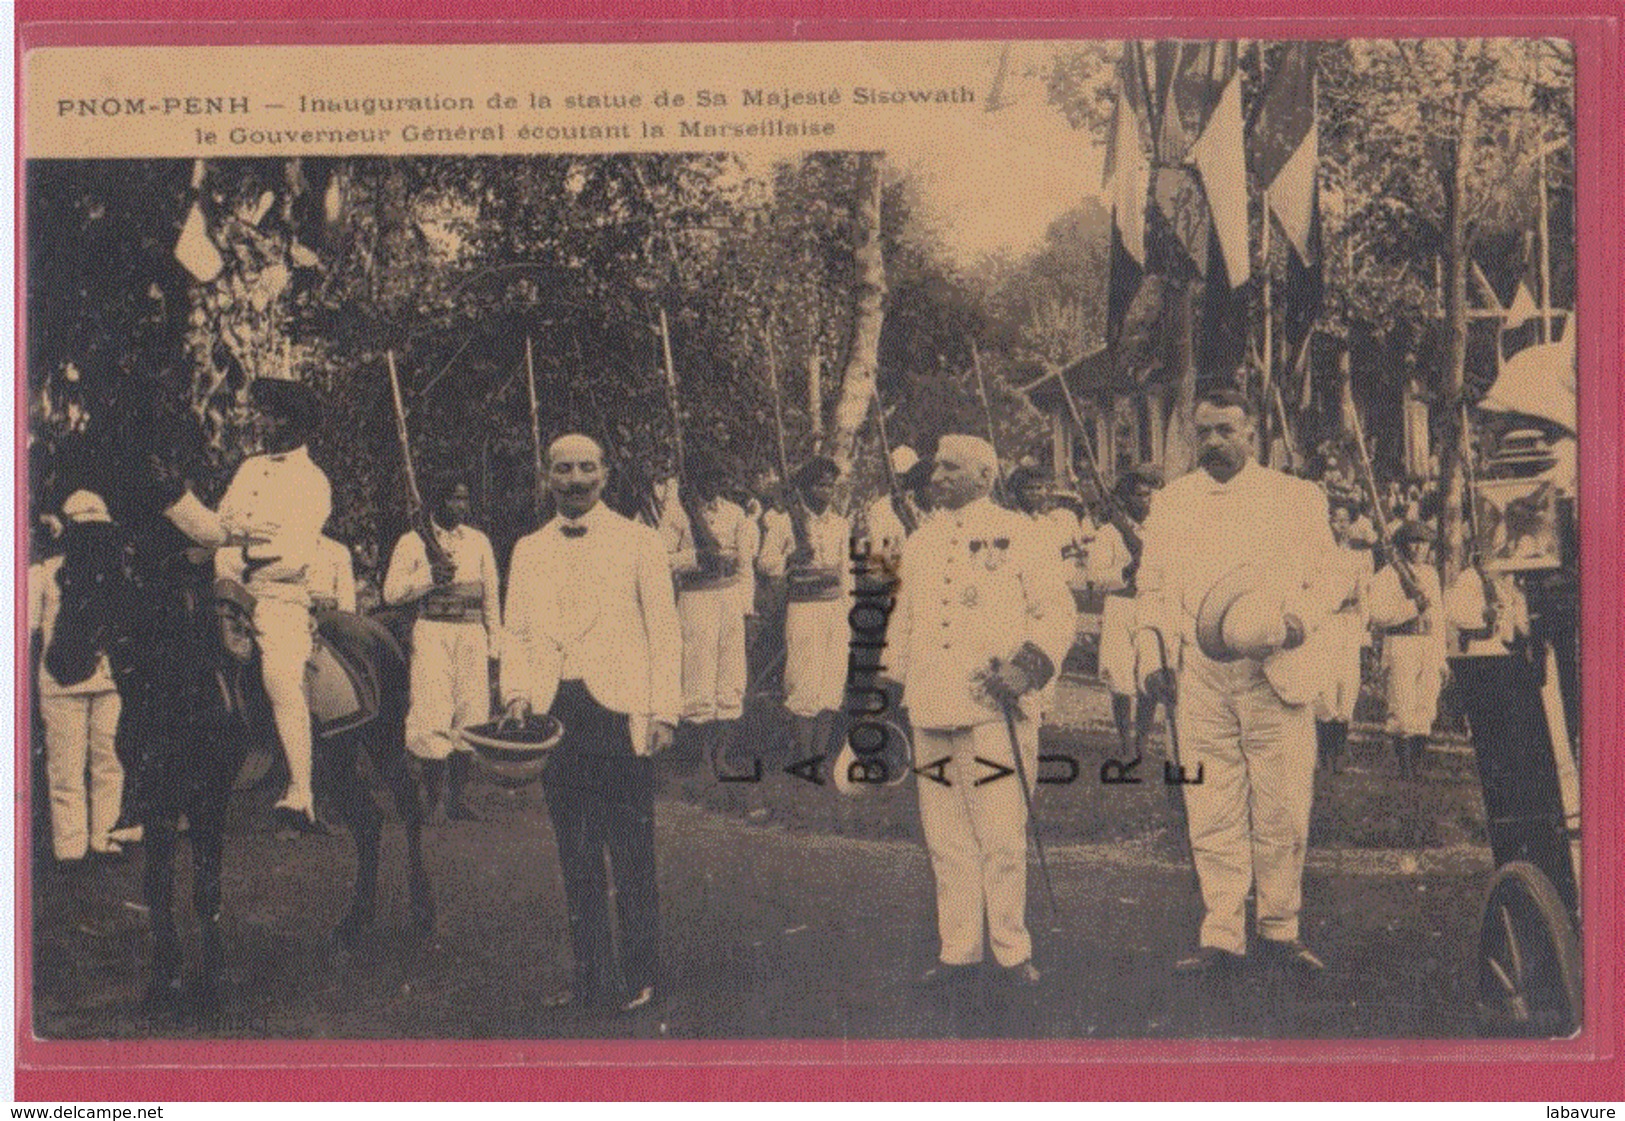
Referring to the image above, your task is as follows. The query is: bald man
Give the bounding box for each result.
[503,434,682,1013]
[884,434,1076,986]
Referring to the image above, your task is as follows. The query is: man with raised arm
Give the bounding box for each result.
[215,377,330,834]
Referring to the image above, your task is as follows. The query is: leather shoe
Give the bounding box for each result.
[1173,946,1244,975]
[273,806,334,838]
[1260,937,1325,973]
[916,961,980,988]
[1000,960,1041,987]
[619,985,658,1013]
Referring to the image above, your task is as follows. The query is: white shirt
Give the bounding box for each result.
[1086,518,1137,593]
[758,506,851,587]
[753,508,793,578]
[215,446,331,604]
[1136,459,1348,704]
[662,495,757,598]
[865,493,914,562]
[308,535,358,614]
[502,501,683,734]
[383,521,502,642]
[886,497,1076,729]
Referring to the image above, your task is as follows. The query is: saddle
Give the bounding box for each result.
[307,610,399,739]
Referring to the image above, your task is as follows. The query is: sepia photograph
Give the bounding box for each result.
[20,33,1589,1056]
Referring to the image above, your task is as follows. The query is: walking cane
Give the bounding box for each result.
[1145,623,1194,857]
[1000,697,1062,933]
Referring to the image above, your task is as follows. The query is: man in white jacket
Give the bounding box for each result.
[503,434,682,1013]
[884,435,1076,987]
[215,378,330,833]
[1136,388,1351,976]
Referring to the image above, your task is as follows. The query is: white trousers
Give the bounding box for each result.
[1313,613,1364,724]
[40,690,123,860]
[784,598,848,718]
[1178,652,1316,955]
[915,705,1038,967]
[1098,594,1139,696]
[1384,634,1442,736]
[679,586,746,723]
[406,619,490,760]
[254,598,315,813]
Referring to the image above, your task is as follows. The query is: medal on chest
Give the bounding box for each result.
[969,537,1011,571]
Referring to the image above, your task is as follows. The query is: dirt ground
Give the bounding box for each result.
[28,676,1496,1041]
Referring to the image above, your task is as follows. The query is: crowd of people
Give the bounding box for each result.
[31,371,1494,1011]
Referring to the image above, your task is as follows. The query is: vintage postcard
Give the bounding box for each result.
[15,9,1621,1100]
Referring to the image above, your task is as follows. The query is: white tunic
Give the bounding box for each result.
[887,497,1076,729]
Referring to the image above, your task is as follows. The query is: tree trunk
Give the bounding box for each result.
[827,153,886,470]
[1438,46,1477,583]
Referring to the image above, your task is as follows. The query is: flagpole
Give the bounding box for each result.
[1255,39,1274,464]
[1538,126,1552,345]
[1261,184,1274,465]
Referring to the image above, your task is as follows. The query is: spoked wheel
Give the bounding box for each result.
[1475,861,1582,1037]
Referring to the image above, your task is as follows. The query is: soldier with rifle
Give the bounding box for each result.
[1338,381,1442,779]
[381,354,501,821]
[745,466,793,699]
[1367,520,1446,779]
[382,478,502,820]
[758,456,850,775]
[1086,465,1164,760]
[662,453,757,773]
[864,444,923,572]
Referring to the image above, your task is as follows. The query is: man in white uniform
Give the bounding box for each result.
[758,457,851,771]
[1366,520,1446,778]
[1006,466,1078,585]
[384,480,502,820]
[1086,466,1163,759]
[1314,499,1374,773]
[216,378,331,833]
[30,491,126,862]
[885,435,1075,986]
[662,459,757,772]
[1135,388,1351,975]
[503,434,681,1012]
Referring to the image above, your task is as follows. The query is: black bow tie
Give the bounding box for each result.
[560,524,588,539]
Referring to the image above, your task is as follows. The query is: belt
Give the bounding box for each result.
[420,590,485,623]
[677,556,742,591]
[1382,620,1428,637]
[786,566,843,603]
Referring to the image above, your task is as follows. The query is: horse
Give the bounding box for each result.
[96,542,434,1017]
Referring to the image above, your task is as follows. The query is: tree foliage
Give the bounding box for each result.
[29,149,1056,571]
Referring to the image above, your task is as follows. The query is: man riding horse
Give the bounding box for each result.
[100,382,432,1016]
